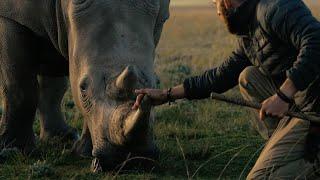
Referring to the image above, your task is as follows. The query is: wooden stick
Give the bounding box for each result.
[210,92,320,123]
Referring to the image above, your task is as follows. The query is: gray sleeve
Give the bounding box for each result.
[262,0,320,91]
[183,44,252,100]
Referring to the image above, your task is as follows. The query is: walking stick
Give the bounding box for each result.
[210,92,320,123]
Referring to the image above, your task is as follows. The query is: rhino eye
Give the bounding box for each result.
[72,0,94,13]
[73,0,87,5]
[80,83,88,93]
[79,77,93,113]
[79,77,90,93]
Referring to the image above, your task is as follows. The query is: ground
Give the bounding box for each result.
[0,1,319,179]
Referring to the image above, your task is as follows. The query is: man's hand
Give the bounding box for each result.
[132,89,168,110]
[260,94,290,121]
[260,78,298,121]
[132,85,186,110]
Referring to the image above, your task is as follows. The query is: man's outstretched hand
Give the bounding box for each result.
[132,89,168,110]
[132,85,186,110]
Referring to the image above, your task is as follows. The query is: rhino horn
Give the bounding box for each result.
[116,65,138,90]
[124,96,151,137]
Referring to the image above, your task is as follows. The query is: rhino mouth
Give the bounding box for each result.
[107,96,153,146]
[91,147,159,172]
[91,96,158,172]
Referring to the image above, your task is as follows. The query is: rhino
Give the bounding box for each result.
[0,0,170,171]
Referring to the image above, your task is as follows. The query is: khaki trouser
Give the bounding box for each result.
[239,66,320,179]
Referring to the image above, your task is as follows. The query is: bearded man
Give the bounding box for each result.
[133,0,320,178]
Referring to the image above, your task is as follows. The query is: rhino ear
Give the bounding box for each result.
[153,0,170,46]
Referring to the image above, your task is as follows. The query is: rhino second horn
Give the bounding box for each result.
[124,96,151,137]
[115,65,138,90]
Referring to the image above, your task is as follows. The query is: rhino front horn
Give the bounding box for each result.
[124,96,152,137]
[116,65,138,90]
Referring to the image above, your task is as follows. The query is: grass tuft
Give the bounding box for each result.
[29,160,55,178]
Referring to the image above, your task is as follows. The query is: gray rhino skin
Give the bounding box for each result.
[0,0,169,170]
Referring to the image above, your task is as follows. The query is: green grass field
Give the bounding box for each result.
[0,1,320,179]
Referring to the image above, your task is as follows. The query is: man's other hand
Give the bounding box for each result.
[260,94,290,121]
[260,78,297,121]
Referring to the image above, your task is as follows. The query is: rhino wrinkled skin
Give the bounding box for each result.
[0,0,169,170]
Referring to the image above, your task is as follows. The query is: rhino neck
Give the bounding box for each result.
[39,0,69,59]
[0,0,45,35]
[54,0,69,59]
[0,0,69,59]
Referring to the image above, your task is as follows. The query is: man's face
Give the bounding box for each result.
[213,0,230,31]
[214,0,228,22]
[213,0,239,34]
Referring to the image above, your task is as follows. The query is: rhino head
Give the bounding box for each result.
[61,0,170,171]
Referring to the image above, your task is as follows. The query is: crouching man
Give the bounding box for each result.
[133,0,320,179]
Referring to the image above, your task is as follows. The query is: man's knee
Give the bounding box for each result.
[246,171,257,180]
[247,168,279,180]
[247,166,312,180]
[238,66,260,90]
[246,169,266,180]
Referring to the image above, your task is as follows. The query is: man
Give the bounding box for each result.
[133,0,320,178]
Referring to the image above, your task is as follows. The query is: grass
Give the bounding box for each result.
[0,1,319,179]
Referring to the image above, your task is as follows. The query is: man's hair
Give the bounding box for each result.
[230,0,246,3]
[219,0,246,5]
[234,0,246,3]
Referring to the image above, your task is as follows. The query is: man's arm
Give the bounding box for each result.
[159,47,252,101]
[262,0,320,93]
[258,2,320,161]
[132,43,252,109]
[259,0,320,120]
[183,44,252,100]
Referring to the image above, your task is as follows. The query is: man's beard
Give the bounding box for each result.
[221,5,240,34]
[220,2,249,35]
